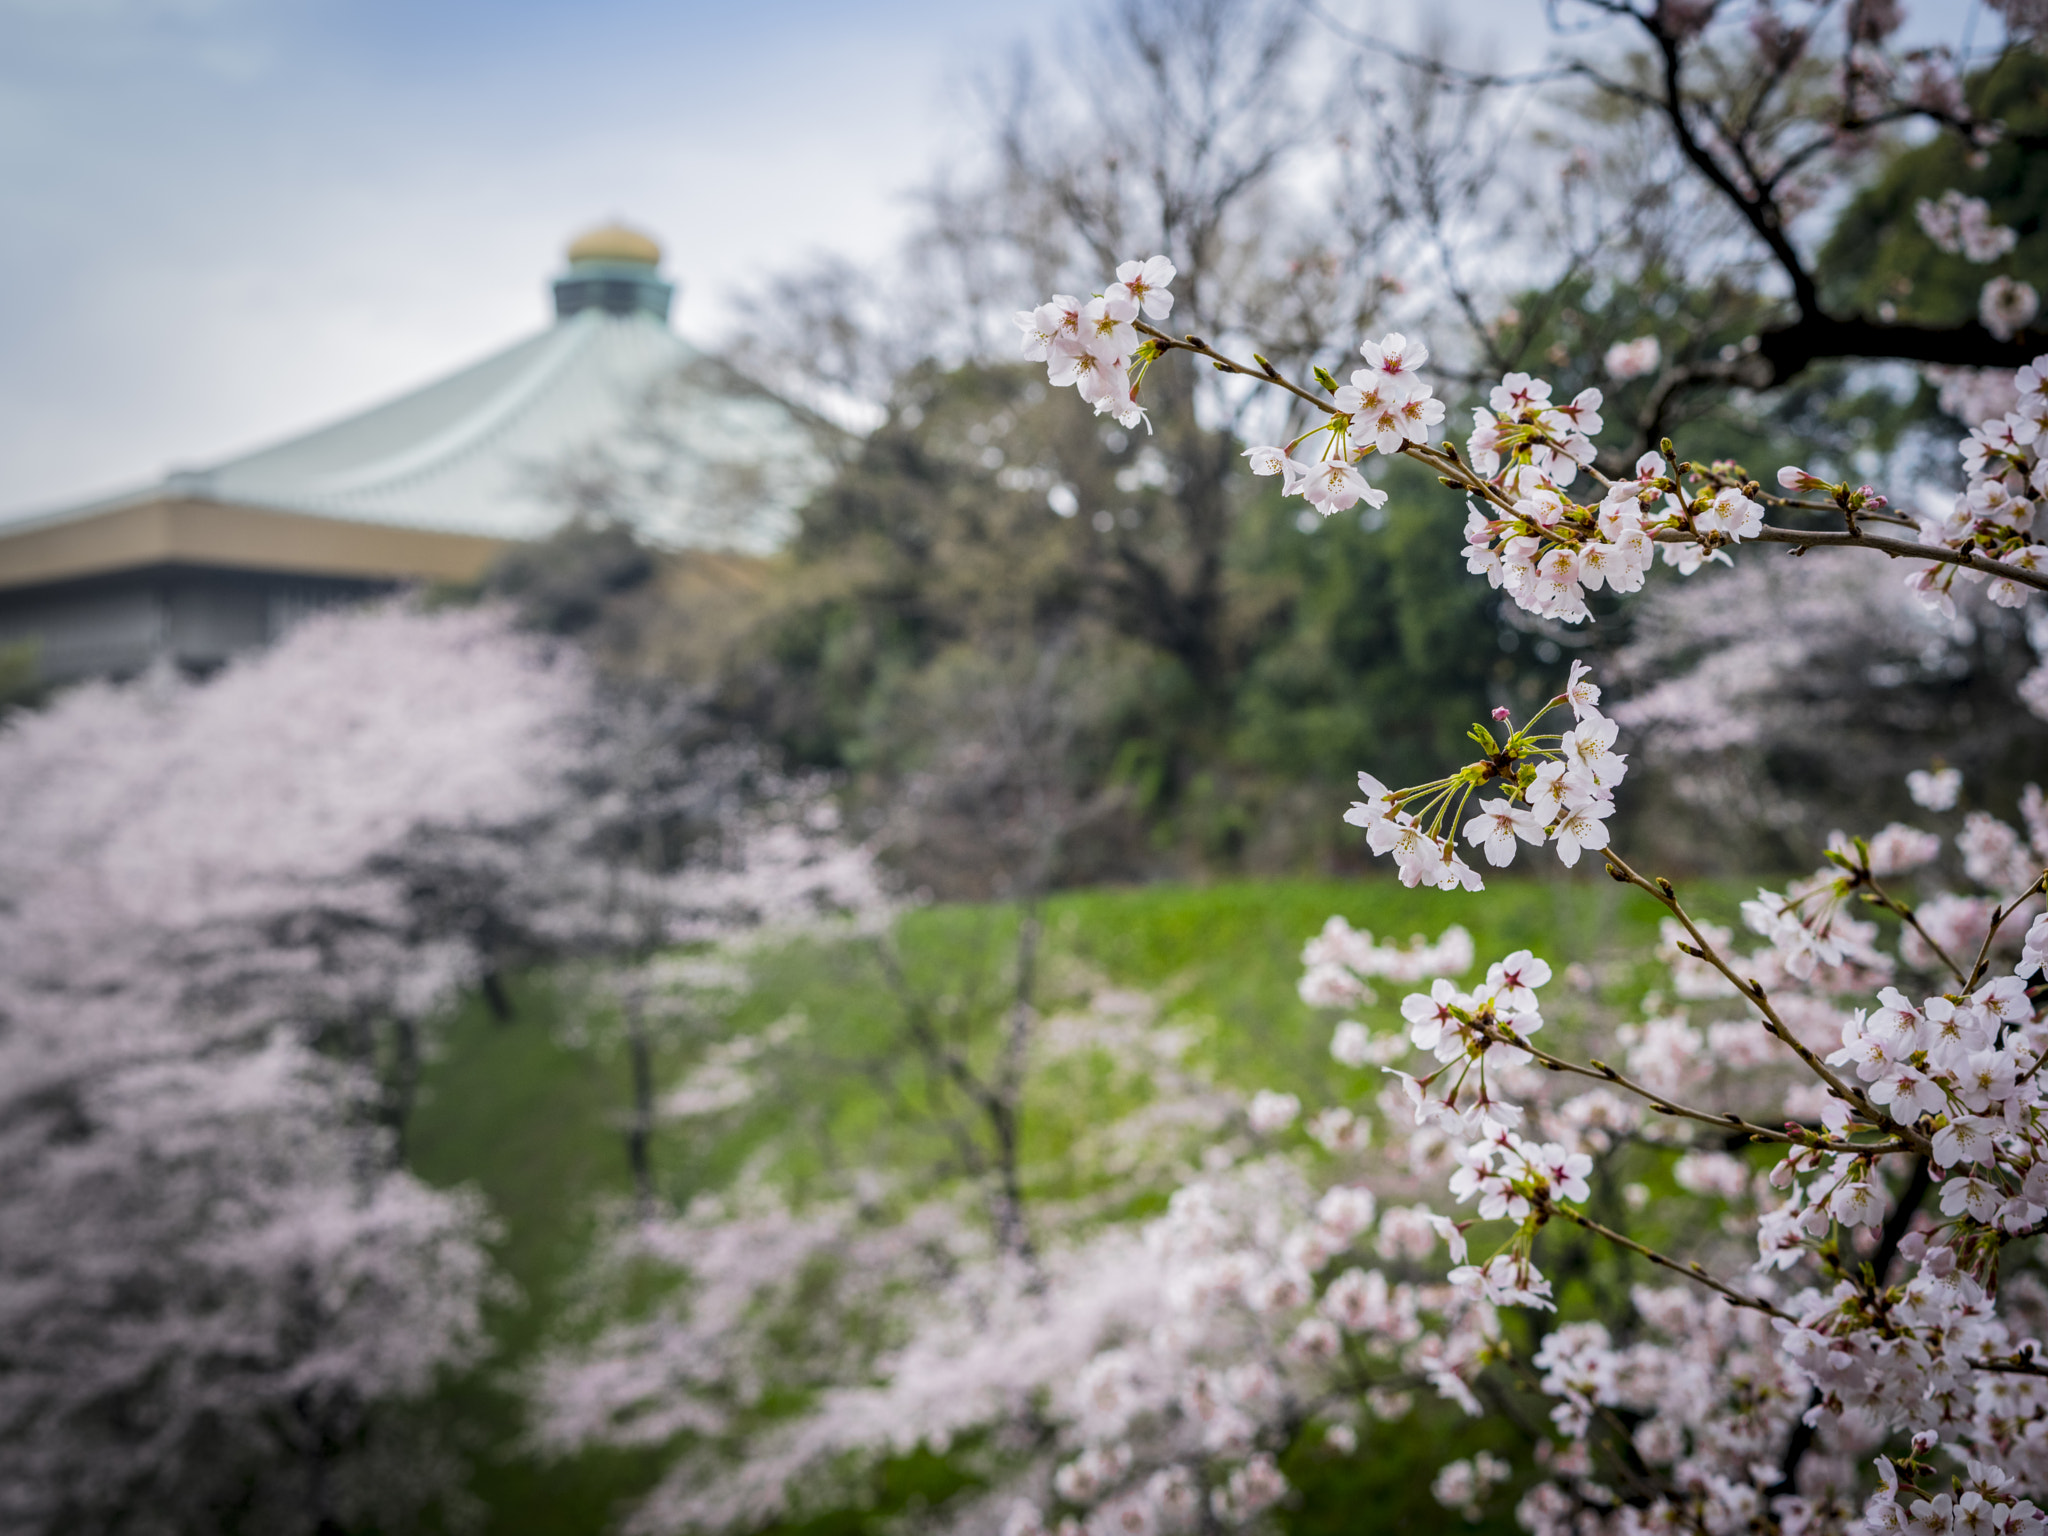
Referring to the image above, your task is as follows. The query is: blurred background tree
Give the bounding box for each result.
[688,0,2048,889]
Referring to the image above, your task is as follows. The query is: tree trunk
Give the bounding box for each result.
[481,969,515,1023]
[625,993,655,1218]
[989,902,1042,1275]
[382,1014,421,1165]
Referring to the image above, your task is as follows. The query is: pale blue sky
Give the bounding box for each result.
[0,0,1988,517]
[0,0,1061,514]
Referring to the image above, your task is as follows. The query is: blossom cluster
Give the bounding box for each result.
[1478,449,1761,621]
[1391,949,1557,1136]
[1906,353,2048,614]
[1238,332,1444,516]
[1338,660,1623,891]
[1016,256,1178,431]
[1296,914,1475,1008]
[1345,763,2044,1534]
[1003,1151,1505,1536]
[1916,192,2020,265]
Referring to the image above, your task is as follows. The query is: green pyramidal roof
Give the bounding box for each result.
[7,228,838,556]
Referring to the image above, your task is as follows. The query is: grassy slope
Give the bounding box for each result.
[405,874,1708,1536]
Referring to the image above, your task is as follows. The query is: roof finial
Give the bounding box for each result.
[566,223,662,266]
[554,222,673,323]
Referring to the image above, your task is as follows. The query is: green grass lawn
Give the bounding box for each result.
[405,872,1731,1536]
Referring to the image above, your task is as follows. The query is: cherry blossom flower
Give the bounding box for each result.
[1357,331,1429,397]
[1247,1089,1301,1134]
[1982,276,2041,343]
[1917,191,2020,262]
[1301,458,1386,515]
[1695,485,1764,541]
[1908,766,1964,811]
[1462,799,1544,867]
[1080,293,1140,357]
[1329,1019,1373,1067]
[1603,335,1661,380]
[1107,255,1176,319]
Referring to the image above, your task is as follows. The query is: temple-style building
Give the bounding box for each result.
[0,225,835,683]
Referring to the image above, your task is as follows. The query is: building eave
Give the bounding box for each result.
[0,498,506,594]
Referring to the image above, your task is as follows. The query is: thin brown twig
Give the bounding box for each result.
[1858,871,1972,991]
[1550,1206,1793,1321]
[1509,1033,1911,1156]
[1971,1355,2048,1378]
[1729,527,2048,594]
[1965,876,2048,993]
[1598,850,1933,1157]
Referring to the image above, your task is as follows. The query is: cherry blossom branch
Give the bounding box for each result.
[1756,491,1920,533]
[1856,871,1974,991]
[1135,320,2048,597]
[1565,9,2041,390]
[1134,321,1524,519]
[1509,1031,1909,1155]
[1968,1354,2048,1378]
[1599,851,1934,1157]
[1548,1204,1793,1321]
[1135,320,1330,412]
[1964,875,2048,994]
[1727,526,2048,595]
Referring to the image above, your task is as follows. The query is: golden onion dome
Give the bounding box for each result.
[565,223,661,267]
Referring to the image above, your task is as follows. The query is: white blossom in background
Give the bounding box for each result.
[1602,335,1660,381]
[1908,766,1964,811]
[1925,363,2020,426]
[0,602,574,1533]
[1915,191,2020,263]
[1433,1451,1512,1520]
[525,988,1275,1536]
[1245,1090,1301,1134]
[1297,915,1474,1007]
[1982,277,2042,344]
[0,600,884,1534]
[2026,657,2048,722]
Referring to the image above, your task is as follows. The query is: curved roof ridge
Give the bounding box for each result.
[305,312,611,499]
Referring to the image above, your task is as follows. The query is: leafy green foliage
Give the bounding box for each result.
[721,363,1554,883]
